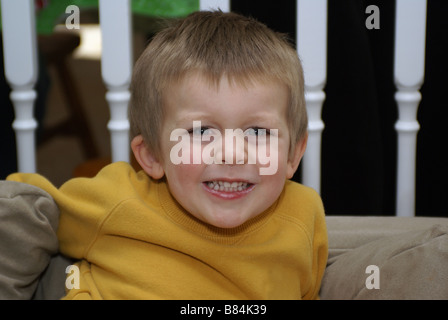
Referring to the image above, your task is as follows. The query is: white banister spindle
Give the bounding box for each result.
[1,0,38,173]
[99,0,132,163]
[394,0,427,217]
[297,0,327,193]
[199,0,230,11]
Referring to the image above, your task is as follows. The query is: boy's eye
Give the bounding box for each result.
[244,127,269,136]
[188,126,213,136]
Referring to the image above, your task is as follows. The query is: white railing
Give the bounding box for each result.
[99,0,133,163]
[297,0,327,194]
[1,0,427,216]
[1,0,38,173]
[393,0,427,216]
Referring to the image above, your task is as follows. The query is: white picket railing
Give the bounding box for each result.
[1,0,427,216]
[297,0,327,195]
[99,0,133,163]
[1,0,39,173]
[393,0,427,216]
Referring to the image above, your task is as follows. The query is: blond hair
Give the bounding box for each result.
[129,10,307,159]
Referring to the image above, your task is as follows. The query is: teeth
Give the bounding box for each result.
[207,181,250,192]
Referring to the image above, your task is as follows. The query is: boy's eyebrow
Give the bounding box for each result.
[173,113,213,126]
[173,114,283,130]
[247,115,281,126]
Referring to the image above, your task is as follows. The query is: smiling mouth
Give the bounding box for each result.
[205,180,252,192]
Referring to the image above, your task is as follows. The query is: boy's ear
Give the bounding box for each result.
[286,132,308,179]
[131,135,165,180]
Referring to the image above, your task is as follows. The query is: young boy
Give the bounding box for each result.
[6,10,328,299]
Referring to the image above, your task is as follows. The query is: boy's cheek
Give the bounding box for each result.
[165,163,203,187]
[256,136,292,176]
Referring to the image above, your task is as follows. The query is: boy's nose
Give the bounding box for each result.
[219,130,247,165]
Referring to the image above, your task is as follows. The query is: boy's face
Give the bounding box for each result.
[138,73,306,229]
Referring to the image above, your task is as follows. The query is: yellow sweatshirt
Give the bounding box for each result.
[8,161,328,300]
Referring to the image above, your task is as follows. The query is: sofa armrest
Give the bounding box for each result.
[0,181,59,299]
[321,215,448,300]
[325,215,448,259]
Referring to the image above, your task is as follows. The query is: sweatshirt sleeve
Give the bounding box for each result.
[302,190,328,300]
[7,163,134,260]
[277,181,329,300]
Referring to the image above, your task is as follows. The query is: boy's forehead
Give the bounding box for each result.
[164,71,288,101]
[161,71,290,125]
[163,70,287,95]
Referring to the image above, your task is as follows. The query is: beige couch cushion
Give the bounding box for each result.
[320,224,448,299]
[0,181,59,299]
[325,216,448,259]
